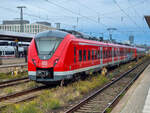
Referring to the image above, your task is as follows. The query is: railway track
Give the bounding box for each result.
[65,57,150,113]
[0,85,48,110]
[0,77,29,88]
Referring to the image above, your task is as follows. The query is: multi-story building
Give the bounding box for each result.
[0,20,56,34]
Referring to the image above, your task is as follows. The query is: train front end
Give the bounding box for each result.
[28,30,68,84]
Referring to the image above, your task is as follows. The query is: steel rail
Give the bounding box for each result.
[0,85,46,101]
[102,60,150,113]
[0,77,28,85]
[0,79,30,88]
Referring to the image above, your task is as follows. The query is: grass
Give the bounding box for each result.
[106,107,112,113]
[2,101,40,113]
[0,71,28,81]
[25,81,40,89]
[3,88,14,95]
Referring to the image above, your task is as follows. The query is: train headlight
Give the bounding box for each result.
[32,59,36,66]
[53,59,59,67]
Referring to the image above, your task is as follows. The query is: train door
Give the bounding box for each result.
[72,44,78,70]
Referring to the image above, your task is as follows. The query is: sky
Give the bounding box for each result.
[0,0,150,45]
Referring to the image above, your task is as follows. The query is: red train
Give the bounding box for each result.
[28,30,145,84]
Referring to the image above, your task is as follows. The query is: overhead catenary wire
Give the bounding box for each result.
[113,0,145,33]
[127,0,147,29]
[45,0,109,28]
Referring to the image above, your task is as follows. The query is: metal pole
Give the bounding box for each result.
[17,6,26,32]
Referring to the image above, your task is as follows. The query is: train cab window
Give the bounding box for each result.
[92,50,94,60]
[74,47,76,63]
[83,50,86,61]
[88,50,90,60]
[74,47,76,56]
[79,50,82,61]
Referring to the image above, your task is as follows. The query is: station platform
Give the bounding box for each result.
[111,64,150,113]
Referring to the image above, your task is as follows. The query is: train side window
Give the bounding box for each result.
[79,50,82,61]
[5,51,14,55]
[101,49,103,59]
[83,50,86,61]
[110,49,112,57]
[74,47,76,63]
[105,49,107,59]
[115,49,117,57]
[116,49,118,56]
[0,51,2,56]
[106,49,108,58]
[95,50,97,59]
[120,50,122,56]
[88,50,90,60]
[103,49,105,59]
[114,49,115,57]
[110,49,111,58]
[92,50,94,60]
[98,50,100,59]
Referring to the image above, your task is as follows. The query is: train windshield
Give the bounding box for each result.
[36,38,62,55]
[34,30,67,59]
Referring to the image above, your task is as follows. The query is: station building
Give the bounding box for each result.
[0,20,56,34]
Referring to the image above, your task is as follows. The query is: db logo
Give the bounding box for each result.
[42,61,48,67]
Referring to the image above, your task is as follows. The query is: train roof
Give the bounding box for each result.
[35,30,138,49]
[34,30,68,39]
[0,46,24,51]
[0,46,14,51]
[59,29,137,49]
